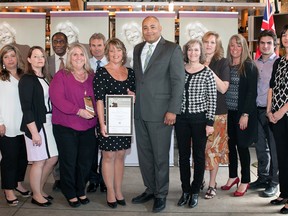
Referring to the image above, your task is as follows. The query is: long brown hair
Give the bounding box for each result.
[0,44,24,81]
[226,34,252,77]
[25,46,51,82]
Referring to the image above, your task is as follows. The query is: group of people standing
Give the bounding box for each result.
[0,15,288,215]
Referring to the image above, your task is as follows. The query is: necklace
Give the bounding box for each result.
[73,71,87,82]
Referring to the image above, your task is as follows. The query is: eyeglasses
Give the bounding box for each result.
[52,40,66,45]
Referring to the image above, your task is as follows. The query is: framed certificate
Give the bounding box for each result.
[106,95,134,136]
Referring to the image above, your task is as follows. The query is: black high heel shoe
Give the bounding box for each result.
[15,188,32,198]
[107,200,117,208]
[4,192,18,207]
[116,199,126,206]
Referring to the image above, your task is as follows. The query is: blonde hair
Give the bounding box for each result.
[226,34,252,76]
[66,42,92,74]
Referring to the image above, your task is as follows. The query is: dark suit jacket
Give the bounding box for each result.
[236,60,258,147]
[18,74,47,139]
[48,54,56,77]
[133,37,185,122]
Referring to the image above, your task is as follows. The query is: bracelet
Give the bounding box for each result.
[241,113,249,117]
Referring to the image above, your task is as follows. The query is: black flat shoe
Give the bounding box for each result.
[67,199,81,208]
[15,188,32,198]
[43,195,54,201]
[271,198,287,205]
[280,206,288,214]
[177,192,190,206]
[116,199,126,206]
[188,194,199,208]
[107,201,117,208]
[31,198,52,207]
[79,197,90,205]
[131,192,154,204]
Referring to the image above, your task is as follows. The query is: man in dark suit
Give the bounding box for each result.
[131,16,185,213]
[47,32,68,191]
[48,32,68,77]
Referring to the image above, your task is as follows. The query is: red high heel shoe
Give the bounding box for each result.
[221,177,240,191]
[234,184,250,197]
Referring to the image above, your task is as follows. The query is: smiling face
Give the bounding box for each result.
[281,30,288,49]
[90,38,105,60]
[52,33,68,57]
[229,37,243,61]
[2,50,17,71]
[203,35,216,56]
[28,49,45,71]
[142,17,162,44]
[0,27,14,45]
[70,47,85,70]
[108,44,123,65]
[187,42,201,64]
[125,26,142,46]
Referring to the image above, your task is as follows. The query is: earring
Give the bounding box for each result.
[3,64,5,69]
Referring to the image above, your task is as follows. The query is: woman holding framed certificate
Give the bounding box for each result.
[49,43,97,208]
[93,38,135,209]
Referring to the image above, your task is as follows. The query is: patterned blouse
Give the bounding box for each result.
[270,56,288,115]
[181,66,217,126]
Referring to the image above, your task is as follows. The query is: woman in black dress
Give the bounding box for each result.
[93,38,135,209]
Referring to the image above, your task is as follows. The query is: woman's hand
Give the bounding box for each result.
[0,124,6,137]
[78,109,94,119]
[100,124,108,138]
[206,125,214,137]
[32,132,42,146]
[239,115,248,130]
[127,88,136,103]
[273,108,286,123]
[267,112,277,124]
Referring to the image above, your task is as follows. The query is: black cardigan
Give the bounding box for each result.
[236,60,258,147]
[18,74,47,139]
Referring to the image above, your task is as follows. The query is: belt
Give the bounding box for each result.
[257,106,266,110]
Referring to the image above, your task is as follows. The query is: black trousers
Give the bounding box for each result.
[272,115,288,198]
[53,124,96,200]
[0,135,28,189]
[175,116,207,194]
[227,110,251,183]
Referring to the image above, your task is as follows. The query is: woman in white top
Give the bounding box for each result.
[0,44,31,206]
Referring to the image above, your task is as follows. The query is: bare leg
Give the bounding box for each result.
[40,156,58,196]
[30,160,47,203]
[102,151,116,202]
[114,150,125,200]
[208,164,219,188]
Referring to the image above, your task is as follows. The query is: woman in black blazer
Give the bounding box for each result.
[19,46,58,207]
[221,34,258,196]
